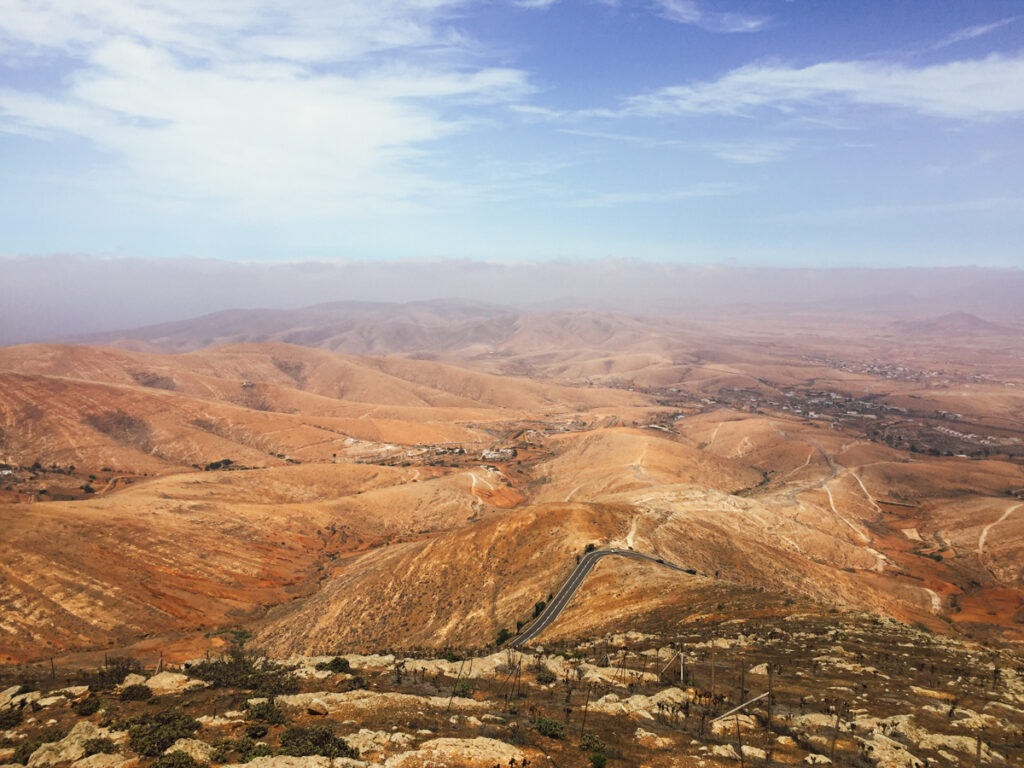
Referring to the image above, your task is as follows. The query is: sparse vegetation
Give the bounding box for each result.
[188,648,298,695]
[532,717,564,739]
[72,697,102,716]
[536,667,556,684]
[151,752,202,768]
[245,699,286,725]
[119,683,153,701]
[278,726,358,759]
[125,707,200,756]
[13,727,67,765]
[314,656,350,674]
[0,707,23,728]
[82,737,119,756]
[84,656,141,691]
[579,732,606,753]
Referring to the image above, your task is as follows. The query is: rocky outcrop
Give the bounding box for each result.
[71,755,137,768]
[27,722,121,767]
[145,673,208,696]
[275,691,487,715]
[164,739,215,763]
[589,687,692,719]
[382,737,526,767]
[225,758,366,768]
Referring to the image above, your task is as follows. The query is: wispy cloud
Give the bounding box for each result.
[623,55,1024,120]
[933,16,1020,50]
[654,0,768,33]
[569,181,747,207]
[559,129,791,163]
[708,141,791,164]
[0,1,531,217]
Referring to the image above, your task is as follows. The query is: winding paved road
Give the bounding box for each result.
[510,548,694,648]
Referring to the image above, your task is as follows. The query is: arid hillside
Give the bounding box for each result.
[2,329,1023,669]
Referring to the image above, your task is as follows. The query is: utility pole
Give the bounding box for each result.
[447,658,467,712]
[711,642,717,695]
[579,683,592,738]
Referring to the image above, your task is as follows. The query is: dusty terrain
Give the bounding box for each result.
[2,309,1023,671]
[2,603,1023,768]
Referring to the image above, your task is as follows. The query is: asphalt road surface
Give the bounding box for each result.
[510,548,694,648]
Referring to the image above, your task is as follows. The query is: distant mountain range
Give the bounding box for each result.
[3,257,1024,345]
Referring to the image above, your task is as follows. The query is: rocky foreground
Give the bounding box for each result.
[2,612,1023,768]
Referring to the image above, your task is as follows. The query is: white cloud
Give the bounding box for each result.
[513,0,562,8]
[654,0,768,33]
[569,181,746,207]
[0,1,531,217]
[624,55,1024,120]
[709,141,791,164]
[933,16,1020,50]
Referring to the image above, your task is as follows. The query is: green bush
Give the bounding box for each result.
[580,732,606,753]
[82,737,118,757]
[532,717,564,739]
[244,723,268,740]
[495,628,513,645]
[72,698,102,716]
[0,708,23,728]
[85,657,141,691]
[536,668,556,685]
[245,700,285,725]
[210,739,235,764]
[151,751,202,768]
[278,726,357,758]
[243,744,272,762]
[188,651,298,696]
[590,753,608,768]
[127,708,200,756]
[453,678,474,698]
[120,684,153,701]
[314,657,350,674]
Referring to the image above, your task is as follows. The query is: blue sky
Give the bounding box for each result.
[1,0,1023,266]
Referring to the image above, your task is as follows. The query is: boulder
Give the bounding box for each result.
[1,685,21,708]
[344,730,390,756]
[145,673,207,696]
[711,714,757,736]
[164,740,215,763]
[28,721,107,767]
[306,699,329,716]
[36,697,69,709]
[11,691,41,708]
[633,728,673,750]
[711,744,740,761]
[55,687,90,701]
